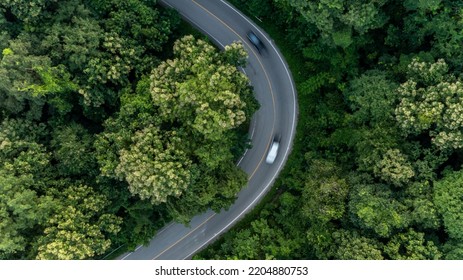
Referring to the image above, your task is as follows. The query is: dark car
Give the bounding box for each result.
[246,31,265,53]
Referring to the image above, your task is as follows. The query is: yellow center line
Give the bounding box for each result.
[192,0,276,179]
[153,0,277,259]
[152,213,216,259]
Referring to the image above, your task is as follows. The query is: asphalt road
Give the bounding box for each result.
[118,0,297,260]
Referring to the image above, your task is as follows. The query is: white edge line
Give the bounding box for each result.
[182,1,298,259]
[160,0,225,48]
[121,245,143,259]
[234,65,257,167]
[236,119,256,166]
[121,222,175,259]
[126,0,298,260]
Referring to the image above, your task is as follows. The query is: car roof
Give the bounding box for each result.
[266,141,279,164]
[247,32,259,42]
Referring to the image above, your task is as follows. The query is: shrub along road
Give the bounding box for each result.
[118,0,297,260]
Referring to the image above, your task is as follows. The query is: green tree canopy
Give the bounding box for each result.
[395,58,463,151]
[115,125,192,204]
[434,168,463,241]
[278,0,389,48]
[349,180,409,238]
[384,229,442,260]
[150,35,252,141]
[36,185,122,260]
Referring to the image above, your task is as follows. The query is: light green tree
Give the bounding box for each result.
[384,229,442,260]
[0,39,51,119]
[0,38,76,119]
[349,182,409,238]
[0,118,50,183]
[150,35,251,141]
[0,170,54,259]
[0,118,54,259]
[302,158,348,223]
[434,169,463,241]
[330,229,384,260]
[278,0,389,48]
[395,58,463,151]
[115,125,192,205]
[96,36,255,225]
[36,185,122,260]
[373,148,415,187]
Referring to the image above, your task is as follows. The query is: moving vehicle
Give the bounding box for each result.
[246,31,265,53]
[266,136,280,164]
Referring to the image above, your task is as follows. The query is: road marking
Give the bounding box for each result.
[124,0,297,260]
[182,0,298,260]
[152,213,216,259]
[143,0,276,260]
[121,221,176,258]
[191,0,276,179]
[220,0,298,139]
[149,0,277,259]
[156,222,175,236]
[120,245,143,260]
[236,117,256,166]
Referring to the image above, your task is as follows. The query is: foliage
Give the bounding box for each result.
[301,157,348,224]
[434,169,463,241]
[97,35,256,222]
[115,125,192,204]
[349,182,409,238]
[36,185,122,260]
[51,123,97,177]
[384,229,442,260]
[276,0,389,48]
[150,35,251,141]
[0,0,256,259]
[202,0,463,260]
[0,39,52,119]
[3,0,463,261]
[395,58,463,151]
[0,170,54,259]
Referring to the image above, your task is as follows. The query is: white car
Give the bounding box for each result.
[265,136,280,164]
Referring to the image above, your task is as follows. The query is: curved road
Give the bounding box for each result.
[119,0,297,260]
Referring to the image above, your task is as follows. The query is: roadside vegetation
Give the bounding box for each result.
[196,0,463,260]
[2,0,463,260]
[0,0,257,259]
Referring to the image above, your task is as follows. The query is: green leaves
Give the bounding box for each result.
[150,35,251,141]
[36,185,122,260]
[282,0,389,48]
[330,230,384,260]
[96,36,256,222]
[115,125,192,204]
[395,58,463,151]
[0,0,201,259]
[1,0,52,23]
[343,70,398,126]
[384,229,442,260]
[0,170,54,259]
[51,123,97,177]
[434,169,463,241]
[349,179,409,238]
[302,158,348,224]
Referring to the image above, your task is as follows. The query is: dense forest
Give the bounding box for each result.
[2,0,463,260]
[0,0,257,259]
[197,0,463,260]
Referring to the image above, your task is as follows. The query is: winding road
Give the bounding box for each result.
[118,0,297,260]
